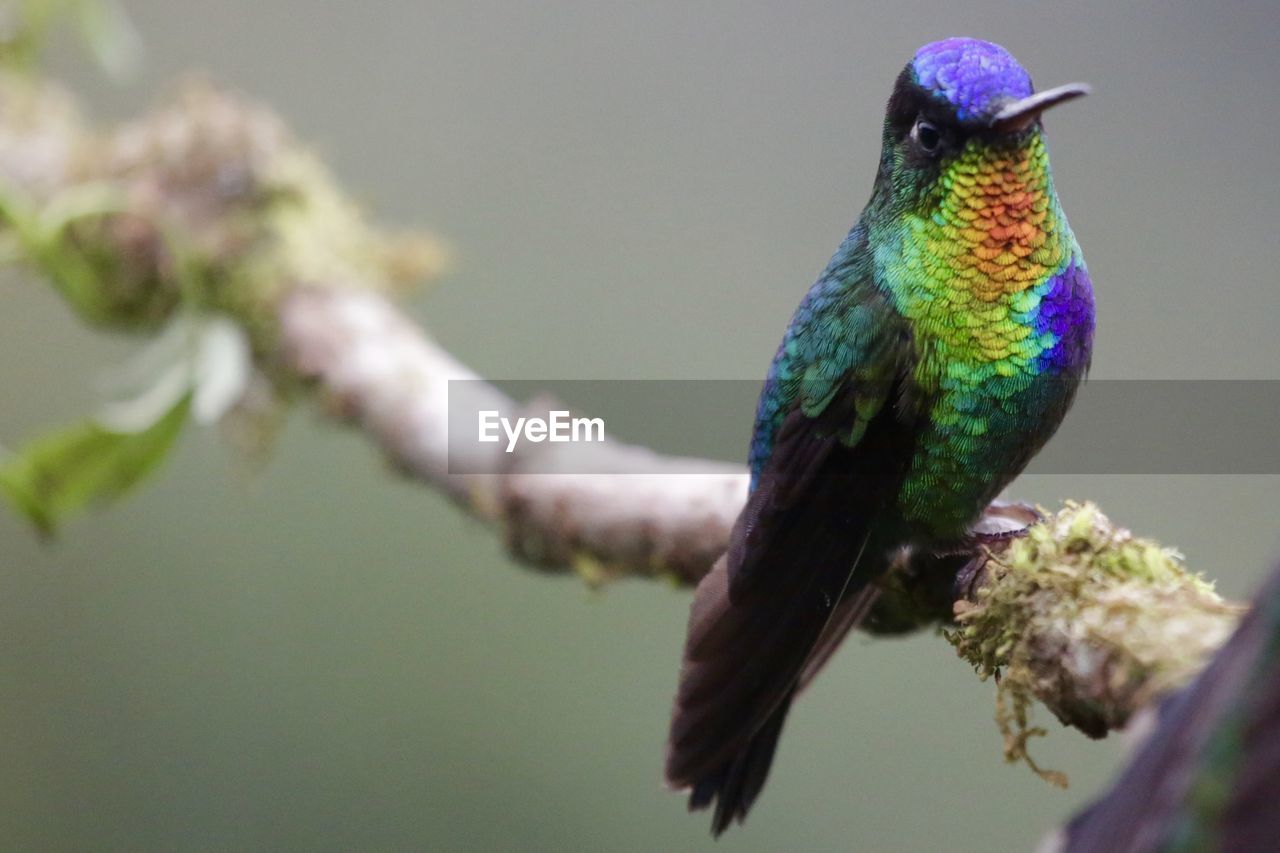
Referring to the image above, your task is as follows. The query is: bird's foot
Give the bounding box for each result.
[970,499,1044,544]
[950,501,1044,601]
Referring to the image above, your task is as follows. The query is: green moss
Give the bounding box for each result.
[947,501,1239,784]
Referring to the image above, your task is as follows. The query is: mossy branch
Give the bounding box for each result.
[949,502,1241,780]
[0,67,1241,769]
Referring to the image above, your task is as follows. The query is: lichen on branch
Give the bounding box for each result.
[950,501,1242,780]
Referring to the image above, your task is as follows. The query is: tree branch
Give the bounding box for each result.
[0,70,1242,767]
[279,284,746,585]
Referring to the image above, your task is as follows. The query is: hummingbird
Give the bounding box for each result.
[665,37,1096,835]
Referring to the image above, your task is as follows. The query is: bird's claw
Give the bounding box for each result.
[970,499,1043,544]
[947,501,1043,601]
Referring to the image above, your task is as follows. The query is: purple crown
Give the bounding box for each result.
[911,38,1034,122]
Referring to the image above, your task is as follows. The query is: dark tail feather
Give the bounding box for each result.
[684,583,879,837]
[665,534,878,835]
[690,692,794,836]
[798,585,883,690]
[665,388,915,834]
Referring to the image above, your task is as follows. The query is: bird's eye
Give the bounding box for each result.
[911,118,942,155]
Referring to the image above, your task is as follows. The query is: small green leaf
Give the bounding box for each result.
[0,393,191,536]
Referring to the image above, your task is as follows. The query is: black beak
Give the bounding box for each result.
[990,83,1090,133]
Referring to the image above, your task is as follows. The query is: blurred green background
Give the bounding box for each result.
[3,1,1280,850]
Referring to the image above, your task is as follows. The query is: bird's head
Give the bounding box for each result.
[876,37,1087,217]
[869,38,1089,307]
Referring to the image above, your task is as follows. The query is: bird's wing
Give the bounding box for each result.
[665,278,917,835]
